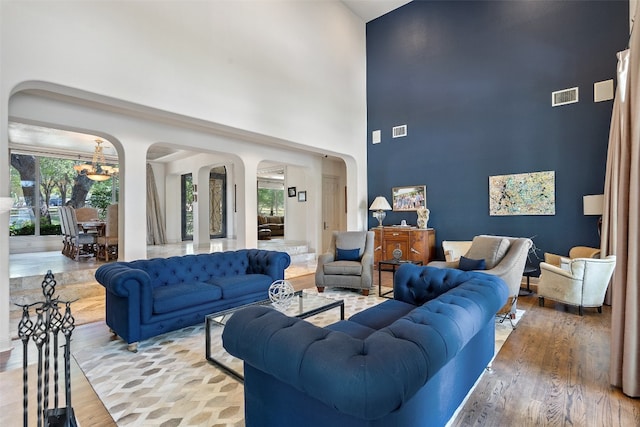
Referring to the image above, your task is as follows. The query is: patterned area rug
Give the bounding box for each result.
[73,288,524,426]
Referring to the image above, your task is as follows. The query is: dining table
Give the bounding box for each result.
[78,220,106,236]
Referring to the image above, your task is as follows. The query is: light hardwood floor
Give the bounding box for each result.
[1,273,638,426]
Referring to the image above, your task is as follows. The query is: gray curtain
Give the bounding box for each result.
[601,21,639,397]
[146,163,167,245]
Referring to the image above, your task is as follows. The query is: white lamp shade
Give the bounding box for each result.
[583,194,604,215]
[369,196,392,211]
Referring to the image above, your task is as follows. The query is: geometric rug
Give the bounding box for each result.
[73,288,524,426]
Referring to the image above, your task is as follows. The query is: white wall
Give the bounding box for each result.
[0,1,367,351]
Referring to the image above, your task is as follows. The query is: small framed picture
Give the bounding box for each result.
[298,191,307,202]
[288,187,297,197]
[392,185,427,211]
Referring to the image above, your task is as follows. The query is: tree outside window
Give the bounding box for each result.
[9,152,118,236]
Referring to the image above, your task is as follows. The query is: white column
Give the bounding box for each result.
[239,159,257,248]
[121,142,149,261]
[0,198,13,352]
[193,166,211,249]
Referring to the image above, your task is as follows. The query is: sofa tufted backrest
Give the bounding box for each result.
[393,265,481,306]
[126,251,250,288]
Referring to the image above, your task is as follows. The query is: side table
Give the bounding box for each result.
[520,264,538,296]
[378,259,423,299]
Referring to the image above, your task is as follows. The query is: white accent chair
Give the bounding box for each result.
[538,255,616,315]
[315,231,374,296]
[543,246,601,267]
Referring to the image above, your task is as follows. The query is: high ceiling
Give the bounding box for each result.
[342,0,411,22]
[8,1,411,170]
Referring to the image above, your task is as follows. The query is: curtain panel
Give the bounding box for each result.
[602,22,640,397]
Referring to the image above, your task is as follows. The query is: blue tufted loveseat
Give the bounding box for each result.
[95,249,290,350]
[223,264,508,427]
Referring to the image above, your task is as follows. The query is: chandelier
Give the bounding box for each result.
[73,139,119,181]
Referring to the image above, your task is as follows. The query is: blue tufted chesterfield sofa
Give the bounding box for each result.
[95,249,290,351]
[223,264,508,427]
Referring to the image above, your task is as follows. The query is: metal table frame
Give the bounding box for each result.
[378,259,423,299]
[205,291,344,382]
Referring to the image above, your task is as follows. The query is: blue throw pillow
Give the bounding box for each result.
[459,256,486,271]
[336,248,361,261]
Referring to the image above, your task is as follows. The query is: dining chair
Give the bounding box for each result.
[97,203,118,261]
[65,206,97,260]
[58,206,71,257]
[75,207,99,222]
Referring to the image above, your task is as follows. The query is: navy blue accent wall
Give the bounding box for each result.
[366,1,628,264]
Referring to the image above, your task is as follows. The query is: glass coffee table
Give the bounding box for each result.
[205,290,344,382]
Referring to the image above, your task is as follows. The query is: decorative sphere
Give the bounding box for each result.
[268,280,295,309]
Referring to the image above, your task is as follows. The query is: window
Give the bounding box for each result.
[257,180,284,216]
[9,152,118,236]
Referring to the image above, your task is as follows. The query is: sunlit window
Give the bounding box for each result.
[9,152,118,236]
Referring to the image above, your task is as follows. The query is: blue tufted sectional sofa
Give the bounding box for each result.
[223,264,508,427]
[95,249,290,350]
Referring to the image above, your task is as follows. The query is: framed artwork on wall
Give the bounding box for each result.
[489,171,555,216]
[392,185,426,211]
[298,191,307,202]
[288,187,297,197]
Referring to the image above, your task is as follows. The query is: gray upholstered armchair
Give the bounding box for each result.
[315,231,374,296]
[429,235,532,323]
[538,255,616,315]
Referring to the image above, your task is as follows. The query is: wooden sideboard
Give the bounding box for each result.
[372,227,436,267]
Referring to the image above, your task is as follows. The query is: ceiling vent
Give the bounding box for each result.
[552,87,579,107]
[392,125,408,138]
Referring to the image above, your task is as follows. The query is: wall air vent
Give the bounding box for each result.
[552,87,579,107]
[392,125,408,138]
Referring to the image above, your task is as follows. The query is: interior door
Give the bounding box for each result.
[321,175,341,252]
[209,167,226,238]
[181,173,193,241]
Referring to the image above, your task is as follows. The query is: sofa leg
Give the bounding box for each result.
[598,306,602,313]
[361,289,370,296]
[127,342,138,352]
[578,306,583,316]
[316,286,325,293]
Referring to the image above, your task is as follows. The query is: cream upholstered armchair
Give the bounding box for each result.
[538,255,615,315]
[315,231,374,296]
[429,235,532,324]
[442,240,473,262]
[543,246,601,268]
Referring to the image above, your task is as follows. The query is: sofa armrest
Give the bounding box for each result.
[95,263,155,322]
[95,263,151,296]
[427,260,459,269]
[244,249,291,281]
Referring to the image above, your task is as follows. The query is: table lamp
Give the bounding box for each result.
[369,196,392,227]
[583,194,604,235]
